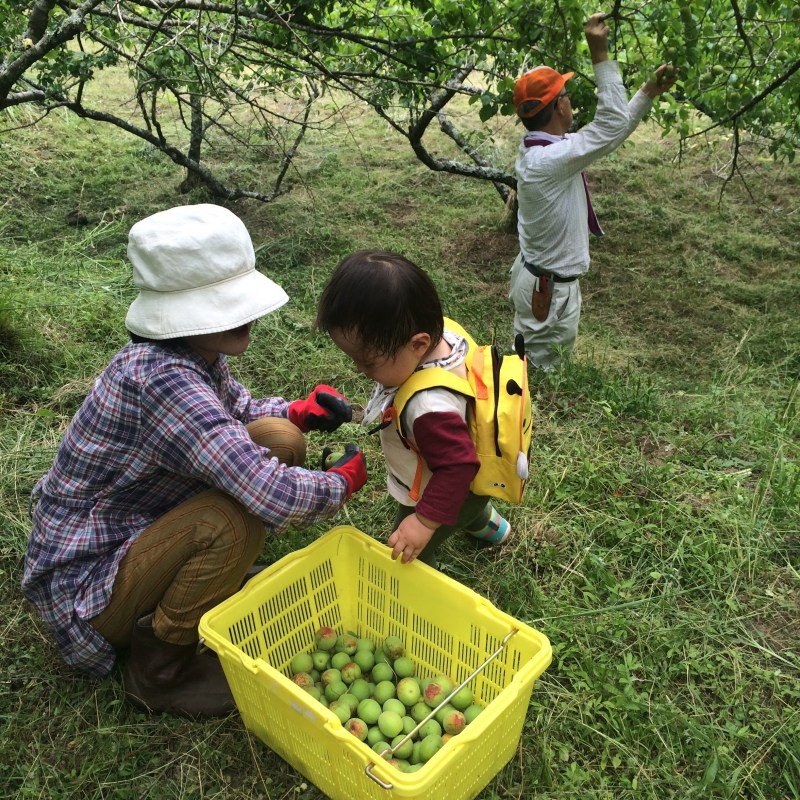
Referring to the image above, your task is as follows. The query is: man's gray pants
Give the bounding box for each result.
[508,252,582,371]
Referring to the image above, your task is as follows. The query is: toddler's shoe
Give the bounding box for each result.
[465,505,510,545]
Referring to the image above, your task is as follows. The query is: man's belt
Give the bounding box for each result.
[523,261,579,283]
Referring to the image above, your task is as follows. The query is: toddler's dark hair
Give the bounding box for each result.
[316,250,443,358]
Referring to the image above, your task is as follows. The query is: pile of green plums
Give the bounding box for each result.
[286,627,485,772]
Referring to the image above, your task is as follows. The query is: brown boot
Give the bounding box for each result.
[123,613,236,719]
[241,563,266,587]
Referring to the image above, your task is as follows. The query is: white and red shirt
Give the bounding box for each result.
[364,329,480,524]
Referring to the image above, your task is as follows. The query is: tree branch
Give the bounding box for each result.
[25,0,59,43]
[60,98,289,201]
[407,64,514,187]
[437,113,513,201]
[0,0,104,105]
[686,58,800,140]
[729,0,755,65]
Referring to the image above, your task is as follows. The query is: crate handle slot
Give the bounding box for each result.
[364,628,519,789]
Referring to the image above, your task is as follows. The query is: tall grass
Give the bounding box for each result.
[1,84,798,799]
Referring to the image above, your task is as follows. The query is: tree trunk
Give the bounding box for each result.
[500,190,518,234]
[179,93,205,194]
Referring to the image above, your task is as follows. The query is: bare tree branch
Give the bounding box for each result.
[437,113,513,201]
[407,64,514,187]
[729,0,755,65]
[60,97,289,201]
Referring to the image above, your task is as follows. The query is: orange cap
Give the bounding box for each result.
[513,67,575,119]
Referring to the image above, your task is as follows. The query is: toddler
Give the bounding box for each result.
[316,250,510,566]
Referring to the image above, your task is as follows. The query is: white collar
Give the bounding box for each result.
[362,329,467,426]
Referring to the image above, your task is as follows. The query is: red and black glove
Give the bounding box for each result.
[288,385,353,433]
[321,444,368,501]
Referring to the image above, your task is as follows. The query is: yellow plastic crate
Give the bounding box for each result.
[198,526,552,800]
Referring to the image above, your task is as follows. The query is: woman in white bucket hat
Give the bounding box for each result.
[22,204,368,719]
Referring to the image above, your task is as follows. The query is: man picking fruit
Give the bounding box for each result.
[509,11,677,369]
[21,204,368,719]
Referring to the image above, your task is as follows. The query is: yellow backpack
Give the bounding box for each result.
[383,318,533,504]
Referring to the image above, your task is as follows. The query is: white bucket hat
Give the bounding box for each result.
[125,204,289,340]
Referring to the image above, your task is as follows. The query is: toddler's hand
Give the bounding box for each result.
[387,514,437,564]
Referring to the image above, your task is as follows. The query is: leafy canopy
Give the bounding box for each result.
[1,0,798,199]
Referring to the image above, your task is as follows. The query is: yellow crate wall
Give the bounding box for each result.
[200,526,551,800]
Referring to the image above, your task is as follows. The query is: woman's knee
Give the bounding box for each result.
[246,418,306,466]
[207,491,265,555]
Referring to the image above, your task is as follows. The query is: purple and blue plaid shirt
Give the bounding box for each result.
[22,342,348,677]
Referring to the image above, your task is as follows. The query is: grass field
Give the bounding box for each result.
[1,78,798,800]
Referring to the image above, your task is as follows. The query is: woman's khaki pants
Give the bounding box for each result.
[90,418,305,650]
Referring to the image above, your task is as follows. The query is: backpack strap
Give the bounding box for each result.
[442,316,489,401]
[386,318,478,503]
[391,368,475,503]
[393,367,475,438]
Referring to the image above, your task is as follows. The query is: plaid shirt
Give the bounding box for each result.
[22,342,348,677]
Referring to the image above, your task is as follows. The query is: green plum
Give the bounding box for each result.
[290,652,313,675]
